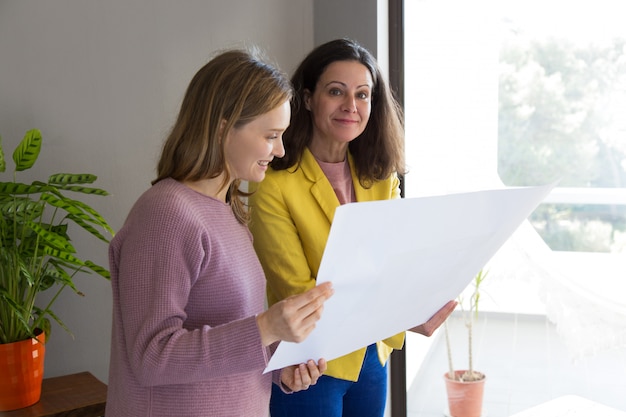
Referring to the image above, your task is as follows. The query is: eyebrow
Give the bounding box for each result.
[324,80,372,89]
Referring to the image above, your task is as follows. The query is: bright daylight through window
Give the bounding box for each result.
[403,0,626,378]
[404,0,626,254]
[498,1,626,253]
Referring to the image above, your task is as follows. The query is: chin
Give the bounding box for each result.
[250,173,266,183]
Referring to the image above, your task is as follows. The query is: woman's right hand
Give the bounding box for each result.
[256,282,334,346]
[280,358,327,392]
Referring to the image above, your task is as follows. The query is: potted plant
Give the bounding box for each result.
[443,268,488,417]
[0,128,114,411]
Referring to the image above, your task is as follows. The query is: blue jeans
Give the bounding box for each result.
[270,344,388,417]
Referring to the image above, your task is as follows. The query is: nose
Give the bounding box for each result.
[342,96,357,113]
[273,137,285,158]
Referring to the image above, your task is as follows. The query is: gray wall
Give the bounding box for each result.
[0,0,380,383]
[314,0,379,56]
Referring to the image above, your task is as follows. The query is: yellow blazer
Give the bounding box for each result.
[248,147,405,381]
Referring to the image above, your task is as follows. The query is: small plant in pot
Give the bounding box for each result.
[0,128,114,410]
[443,268,488,417]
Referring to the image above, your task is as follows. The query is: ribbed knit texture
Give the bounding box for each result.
[105,178,272,417]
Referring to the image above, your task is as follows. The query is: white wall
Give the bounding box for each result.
[0,0,380,385]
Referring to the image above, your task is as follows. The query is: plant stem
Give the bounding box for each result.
[468,317,473,376]
[444,320,455,379]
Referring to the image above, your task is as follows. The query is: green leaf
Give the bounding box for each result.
[40,318,52,341]
[55,184,109,196]
[28,221,76,253]
[40,192,87,219]
[70,199,115,234]
[42,246,84,267]
[46,261,79,292]
[38,308,71,339]
[38,271,56,292]
[40,193,113,240]
[48,173,97,185]
[47,258,83,277]
[13,129,42,172]
[0,290,33,341]
[84,260,111,279]
[0,181,49,195]
[0,197,44,219]
[67,213,111,243]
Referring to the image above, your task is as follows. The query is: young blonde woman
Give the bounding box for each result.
[105,49,333,417]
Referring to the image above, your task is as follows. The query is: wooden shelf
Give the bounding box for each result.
[0,372,107,417]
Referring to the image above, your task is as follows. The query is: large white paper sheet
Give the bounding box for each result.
[265,184,555,373]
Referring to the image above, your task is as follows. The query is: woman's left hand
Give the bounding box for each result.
[409,300,457,337]
[280,358,327,392]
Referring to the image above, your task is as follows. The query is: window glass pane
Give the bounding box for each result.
[498,17,626,188]
[531,203,626,252]
[498,0,626,252]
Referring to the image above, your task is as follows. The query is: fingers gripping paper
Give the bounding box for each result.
[264,184,555,373]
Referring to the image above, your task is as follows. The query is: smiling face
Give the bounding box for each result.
[224,100,290,183]
[305,60,373,154]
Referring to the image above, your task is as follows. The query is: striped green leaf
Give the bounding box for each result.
[42,246,84,266]
[48,173,97,185]
[47,257,82,276]
[0,198,44,219]
[55,184,109,196]
[40,192,89,220]
[28,222,76,253]
[0,182,49,195]
[67,213,110,243]
[69,200,114,234]
[13,129,42,172]
[40,193,113,239]
[46,261,79,292]
[84,260,111,279]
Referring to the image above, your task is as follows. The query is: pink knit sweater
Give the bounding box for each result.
[105,178,273,417]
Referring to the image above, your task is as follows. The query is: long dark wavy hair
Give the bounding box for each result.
[271,38,405,187]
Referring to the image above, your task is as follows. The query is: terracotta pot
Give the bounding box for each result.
[443,370,486,417]
[0,331,46,411]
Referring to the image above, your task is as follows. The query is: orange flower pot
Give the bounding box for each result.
[443,370,486,417]
[0,331,46,411]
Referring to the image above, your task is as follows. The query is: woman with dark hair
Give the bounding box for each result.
[249,39,455,417]
[105,48,333,417]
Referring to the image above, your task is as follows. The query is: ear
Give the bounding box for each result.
[303,89,312,111]
[218,119,228,143]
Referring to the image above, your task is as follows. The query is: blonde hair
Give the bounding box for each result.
[154,48,292,223]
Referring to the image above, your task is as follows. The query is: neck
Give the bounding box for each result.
[308,139,348,163]
[182,176,229,201]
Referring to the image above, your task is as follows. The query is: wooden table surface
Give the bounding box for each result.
[0,372,107,417]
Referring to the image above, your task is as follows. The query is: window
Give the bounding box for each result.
[401,1,626,415]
